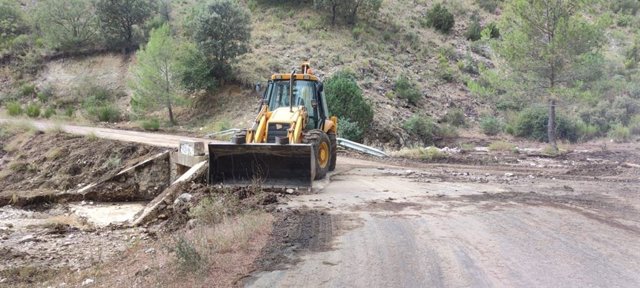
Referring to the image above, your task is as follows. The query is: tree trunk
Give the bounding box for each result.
[168,103,175,126]
[331,4,336,26]
[548,99,558,151]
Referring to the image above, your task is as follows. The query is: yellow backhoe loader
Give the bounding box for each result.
[208,63,338,190]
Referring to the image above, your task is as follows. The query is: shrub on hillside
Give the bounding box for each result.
[6,101,22,116]
[43,107,56,119]
[325,70,373,142]
[394,75,421,105]
[176,42,217,92]
[25,103,41,118]
[610,0,640,15]
[608,124,631,142]
[20,84,36,98]
[480,116,502,136]
[575,120,599,141]
[189,0,251,80]
[90,105,121,122]
[339,118,364,142]
[403,115,440,145]
[425,4,455,34]
[443,108,466,127]
[33,0,98,52]
[0,0,29,42]
[513,107,578,142]
[37,86,54,103]
[141,118,160,131]
[96,0,152,51]
[579,96,640,133]
[477,0,500,13]
[629,115,640,135]
[484,22,500,39]
[466,20,482,41]
[79,83,123,122]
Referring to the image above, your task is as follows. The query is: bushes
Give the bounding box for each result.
[512,107,578,142]
[325,70,373,142]
[488,140,516,152]
[483,22,500,39]
[425,4,455,34]
[37,86,54,103]
[477,0,500,13]
[80,83,122,122]
[480,116,502,135]
[43,107,55,119]
[175,237,205,272]
[403,115,440,145]
[141,118,160,131]
[6,101,22,116]
[443,108,466,127]
[339,118,364,142]
[608,124,631,143]
[394,75,421,105]
[25,103,41,118]
[91,105,121,122]
[629,115,640,135]
[20,84,36,97]
[610,0,640,15]
[466,20,482,41]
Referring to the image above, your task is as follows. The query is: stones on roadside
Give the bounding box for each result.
[187,219,200,230]
[81,278,94,286]
[18,234,40,244]
[135,266,152,277]
[261,194,278,205]
[172,193,194,214]
[144,247,156,254]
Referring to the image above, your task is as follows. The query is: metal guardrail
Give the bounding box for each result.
[205,130,388,157]
[337,137,388,157]
[205,129,241,138]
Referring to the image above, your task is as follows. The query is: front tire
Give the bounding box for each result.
[304,130,331,180]
[328,132,337,171]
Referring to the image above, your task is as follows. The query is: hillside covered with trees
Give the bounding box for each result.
[1,0,639,150]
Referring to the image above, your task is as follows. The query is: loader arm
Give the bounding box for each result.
[247,104,269,144]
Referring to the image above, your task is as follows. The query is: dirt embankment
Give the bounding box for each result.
[0,127,164,205]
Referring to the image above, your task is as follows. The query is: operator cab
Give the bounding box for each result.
[263,74,330,130]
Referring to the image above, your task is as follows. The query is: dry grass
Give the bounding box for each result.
[45,147,65,161]
[47,210,274,288]
[392,146,448,160]
[45,122,65,134]
[44,215,91,230]
[488,140,516,152]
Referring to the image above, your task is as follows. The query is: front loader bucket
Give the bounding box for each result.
[208,143,315,190]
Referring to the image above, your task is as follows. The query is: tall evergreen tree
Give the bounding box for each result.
[497,0,604,150]
[130,24,184,125]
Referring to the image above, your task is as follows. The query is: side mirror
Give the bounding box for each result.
[311,99,318,108]
[317,83,324,93]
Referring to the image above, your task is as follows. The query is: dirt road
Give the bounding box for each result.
[0,118,215,148]
[246,163,640,287]
[4,117,640,287]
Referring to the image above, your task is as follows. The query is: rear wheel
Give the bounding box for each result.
[304,130,331,180]
[328,132,337,171]
[232,130,247,144]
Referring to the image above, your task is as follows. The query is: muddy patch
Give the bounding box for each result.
[352,199,423,213]
[252,210,336,272]
[565,163,623,177]
[458,192,640,234]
